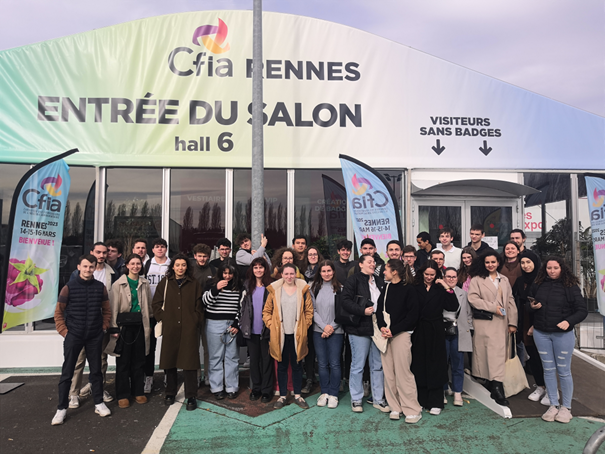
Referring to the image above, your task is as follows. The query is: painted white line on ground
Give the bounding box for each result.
[141,383,185,454]
[574,349,605,372]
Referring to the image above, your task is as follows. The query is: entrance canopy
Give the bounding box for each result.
[413,179,540,198]
[0,11,603,169]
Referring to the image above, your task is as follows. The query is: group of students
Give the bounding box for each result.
[51,228,587,427]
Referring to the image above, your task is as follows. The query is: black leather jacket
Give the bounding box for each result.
[341,272,384,336]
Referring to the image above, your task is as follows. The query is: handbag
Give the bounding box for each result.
[444,306,461,336]
[116,311,143,326]
[503,332,529,397]
[335,293,362,326]
[472,308,493,320]
[372,283,390,354]
[154,280,167,338]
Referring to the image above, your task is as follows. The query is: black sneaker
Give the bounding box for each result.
[261,394,272,403]
[366,396,374,405]
[227,392,237,400]
[186,397,197,411]
[214,391,225,400]
[165,396,175,406]
[301,379,313,394]
[250,391,261,401]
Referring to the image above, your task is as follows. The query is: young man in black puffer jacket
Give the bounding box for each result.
[52,254,112,425]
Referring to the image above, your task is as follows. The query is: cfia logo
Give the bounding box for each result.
[350,174,388,209]
[168,19,233,77]
[591,188,605,221]
[22,173,63,212]
[352,174,372,196]
[192,18,230,54]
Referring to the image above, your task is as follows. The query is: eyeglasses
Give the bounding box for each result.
[444,275,457,279]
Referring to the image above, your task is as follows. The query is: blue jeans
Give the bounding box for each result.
[348,334,384,404]
[313,331,343,397]
[444,334,464,393]
[533,329,575,408]
[206,319,240,393]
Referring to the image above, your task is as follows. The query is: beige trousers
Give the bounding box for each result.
[381,332,422,416]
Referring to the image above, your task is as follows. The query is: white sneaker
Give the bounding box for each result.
[95,402,111,417]
[540,390,559,406]
[316,393,329,407]
[51,409,67,425]
[373,402,391,413]
[327,395,339,409]
[443,395,448,405]
[204,377,209,386]
[79,382,92,398]
[103,390,114,403]
[389,411,400,420]
[405,413,422,424]
[445,386,454,396]
[351,401,364,413]
[144,376,153,394]
[68,395,80,409]
[528,386,546,402]
[429,407,442,415]
[243,357,251,368]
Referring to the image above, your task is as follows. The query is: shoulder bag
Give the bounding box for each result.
[503,332,529,397]
[371,283,390,354]
[335,294,365,326]
[154,280,167,338]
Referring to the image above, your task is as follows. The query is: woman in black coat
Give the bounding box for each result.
[411,260,459,415]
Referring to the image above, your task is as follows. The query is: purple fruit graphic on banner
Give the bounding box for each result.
[5,257,48,308]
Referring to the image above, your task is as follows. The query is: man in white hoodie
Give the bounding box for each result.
[142,238,171,393]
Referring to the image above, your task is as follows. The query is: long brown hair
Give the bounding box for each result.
[534,256,579,287]
[458,247,477,286]
[244,257,274,294]
[311,260,341,294]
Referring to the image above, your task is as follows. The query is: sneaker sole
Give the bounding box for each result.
[95,410,111,417]
[51,420,65,426]
[373,405,390,413]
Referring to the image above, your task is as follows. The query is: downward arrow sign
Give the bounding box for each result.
[432,139,445,155]
[479,140,492,156]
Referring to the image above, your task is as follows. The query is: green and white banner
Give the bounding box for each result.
[0,11,603,169]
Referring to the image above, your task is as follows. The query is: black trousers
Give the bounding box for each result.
[115,324,146,399]
[165,368,198,399]
[247,334,273,395]
[58,331,104,410]
[417,386,444,410]
[525,344,545,387]
[144,318,157,376]
[343,334,351,380]
[304,326,316,382]
[277,334,303,396]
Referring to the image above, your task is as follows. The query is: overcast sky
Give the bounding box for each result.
[1,0,603,116]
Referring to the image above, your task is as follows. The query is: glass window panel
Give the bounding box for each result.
[105,168,163,257]
[0,163,31,331]
[470,206,513,252]
[418,206,462,248]
[170,169,225,256]
[233,170,286,255]
[294,170,346,260]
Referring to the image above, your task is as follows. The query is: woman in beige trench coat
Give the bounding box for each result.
[468,249,517,406]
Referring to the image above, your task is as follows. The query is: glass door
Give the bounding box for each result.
[413,198,520,251]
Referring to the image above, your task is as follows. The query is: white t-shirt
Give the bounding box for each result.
[93,266,108,289]
[438,245,461,269]
[147,257,171,297]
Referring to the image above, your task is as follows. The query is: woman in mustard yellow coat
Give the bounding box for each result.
[262,263,313,410]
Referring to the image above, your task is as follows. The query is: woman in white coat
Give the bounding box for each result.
[467,249,517,407]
